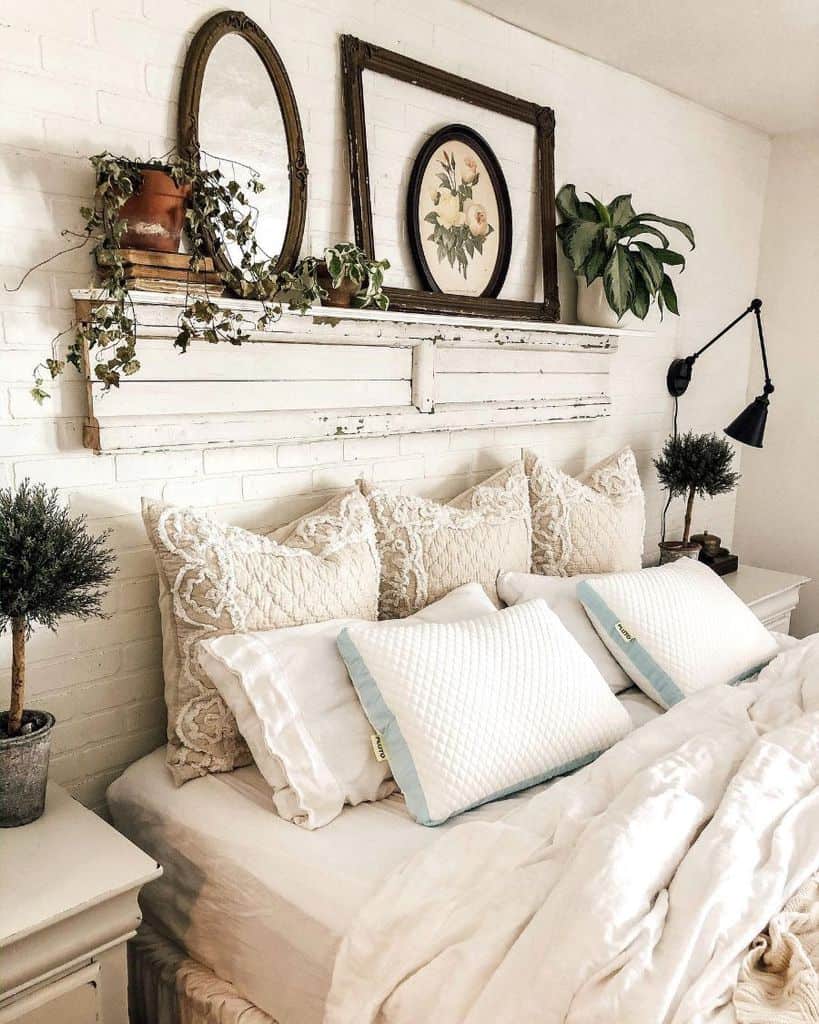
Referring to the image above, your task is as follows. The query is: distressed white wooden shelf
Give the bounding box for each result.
[71,290,648,453]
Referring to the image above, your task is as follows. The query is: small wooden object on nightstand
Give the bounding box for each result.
[723,565,811,634]
[0,783,161,1023]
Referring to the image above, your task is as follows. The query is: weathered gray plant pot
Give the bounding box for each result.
[658,541,702,565]
[0,710,55,827]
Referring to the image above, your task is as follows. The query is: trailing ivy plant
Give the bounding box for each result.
[555,184,695,321]
[6,151,287,402]
[280,244,391,314]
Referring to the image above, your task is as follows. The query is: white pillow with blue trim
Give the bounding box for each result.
[577,558,779,709]
[337,599,631,826]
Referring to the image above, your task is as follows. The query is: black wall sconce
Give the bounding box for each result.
[666,298,774,448]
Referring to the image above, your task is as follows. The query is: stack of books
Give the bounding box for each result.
[96,249,224,297]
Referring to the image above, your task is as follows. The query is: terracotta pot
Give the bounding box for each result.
[0,710,55,827]
[658,540,702,565]
[119,167,190,253]
[317,262,359,308]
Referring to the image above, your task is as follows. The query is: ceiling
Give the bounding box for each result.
[463,0,819,135]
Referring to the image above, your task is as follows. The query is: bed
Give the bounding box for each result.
[109,691,662,1024]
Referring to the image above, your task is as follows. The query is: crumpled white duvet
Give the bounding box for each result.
[326,635,819,1024]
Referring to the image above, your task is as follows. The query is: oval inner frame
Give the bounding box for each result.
[178,9,308,285]
[406,123,513,299]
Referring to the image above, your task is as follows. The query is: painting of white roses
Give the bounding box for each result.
[407,124,512,298]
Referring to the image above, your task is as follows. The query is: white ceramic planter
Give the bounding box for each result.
[576,277,624,329]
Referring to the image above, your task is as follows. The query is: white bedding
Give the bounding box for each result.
[327,635,819,1024]
[108,691,661,1023]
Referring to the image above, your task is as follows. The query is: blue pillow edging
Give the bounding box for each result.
[576,579,686,708]
[336,627,432,826]
[337,626,608,827]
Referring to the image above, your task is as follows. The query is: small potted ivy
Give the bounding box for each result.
[282,244,390,311]
[555,184,695,328]
[654,431,741,564]
[0,481,116,827]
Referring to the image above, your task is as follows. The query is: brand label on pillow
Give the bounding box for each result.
[615,622,636,643]
[370,733,387,762]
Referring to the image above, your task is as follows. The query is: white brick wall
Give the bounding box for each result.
[0,0,770,813]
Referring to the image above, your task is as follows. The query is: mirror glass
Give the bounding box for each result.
[197,32,289,274]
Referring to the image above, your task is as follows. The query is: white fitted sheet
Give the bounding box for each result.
[108,691,661,1024]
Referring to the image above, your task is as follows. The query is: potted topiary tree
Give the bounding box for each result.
[654,431,741,564]
[0,481,116,827]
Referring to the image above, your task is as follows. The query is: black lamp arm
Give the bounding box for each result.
[666,298,774,398]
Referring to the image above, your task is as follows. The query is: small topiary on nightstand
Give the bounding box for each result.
[0,480,117,826]
[654,431,741,562]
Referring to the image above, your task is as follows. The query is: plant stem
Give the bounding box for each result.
[8,617,26,736]
[683,487,696,545]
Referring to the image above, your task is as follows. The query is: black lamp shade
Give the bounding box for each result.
[725,394,769,448]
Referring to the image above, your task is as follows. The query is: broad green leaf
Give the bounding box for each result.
[631,275,650,319]
[660,274,679,314]
[555,184,580,219]
[577,201,599,222]
[563,220,603,273]
[654,248,686,269]
[587,193,611,226]
[619,220,669,248]
[608,194,635,228]
[633,214,695,249]
[583,244,607,284]
[633,242,664,290]
[603,245,635,318]
[633,255,656,298]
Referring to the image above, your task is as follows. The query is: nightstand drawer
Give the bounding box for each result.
[0,963,99,1024]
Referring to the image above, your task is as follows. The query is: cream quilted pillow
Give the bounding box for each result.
[525,448,645,576]
[361,462,531,619]
[142,489,380,785]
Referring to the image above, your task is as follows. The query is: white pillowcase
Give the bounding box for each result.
[497,571,632,694]
[196,583,497,829]
[577,558,779,709]
[338,599,631,826]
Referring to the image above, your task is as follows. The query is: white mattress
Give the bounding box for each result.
[108,688,661,1024]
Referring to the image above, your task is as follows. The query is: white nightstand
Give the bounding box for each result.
[723,565,810,634]
[0,783,161,1023]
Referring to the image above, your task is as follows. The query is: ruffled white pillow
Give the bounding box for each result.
[525,448,645,576]
[197,583,498,829]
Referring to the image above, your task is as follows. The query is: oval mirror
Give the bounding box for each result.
[178,11,308,288]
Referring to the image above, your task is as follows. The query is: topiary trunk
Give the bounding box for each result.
[683,486,696,545]
[8,617,25,737]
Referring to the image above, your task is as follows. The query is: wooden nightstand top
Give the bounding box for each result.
[0,783,161,950]
[722,565,811,609]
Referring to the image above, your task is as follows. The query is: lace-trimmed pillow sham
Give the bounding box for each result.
[360,462,532,620]
[142,488,380,785]
[525,447,645,576]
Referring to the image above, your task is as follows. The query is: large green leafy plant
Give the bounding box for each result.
[654,431,740,544]
[0,481,116,737]
[556,185,695,320]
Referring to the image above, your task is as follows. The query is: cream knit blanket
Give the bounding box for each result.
[735,874,819,1023]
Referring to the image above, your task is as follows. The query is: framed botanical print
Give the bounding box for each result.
[407,124,512,299]
[340,35,559,322]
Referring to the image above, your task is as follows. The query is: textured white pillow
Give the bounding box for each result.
[525,448,645,575]
[361,462,531,619]
[338,600,631,826]
[196,583,497,829]
[497,571,632,694]
[577,558,779,709]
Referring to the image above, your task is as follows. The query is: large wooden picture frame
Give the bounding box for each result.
[340,35,559,321]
